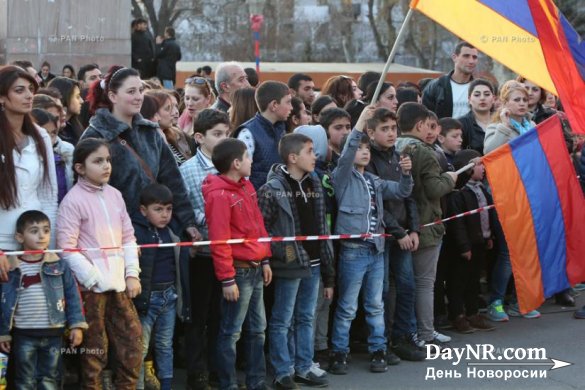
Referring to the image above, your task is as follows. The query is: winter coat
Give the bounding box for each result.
[82,108,196,233]
[458,110,486,155]
[156,37,182,83]
[202,174,272,286]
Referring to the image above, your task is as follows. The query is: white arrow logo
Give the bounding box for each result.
[468,358,572,371]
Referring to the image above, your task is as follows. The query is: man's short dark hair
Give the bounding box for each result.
[287,73,313,91]
[140,183,173,206]
[212,138,247,174]
[454,41,475,55]
[135,17,148,25]
[244,68,259,87]
[16,210,50,234]
[320,108,351,131]
[255,81,290,112]
[279,133,312,163]
[357,71,381,95]
[397,102,432,133]
[164,27,175,38]
[439,118,463,136]
[78,63,100,82]
[202,65,212,75]
[194,109,230,135]
[366,108,397,131]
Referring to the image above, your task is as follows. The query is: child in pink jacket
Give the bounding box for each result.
[57,138,142,390]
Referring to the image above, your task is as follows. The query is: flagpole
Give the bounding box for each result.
[370,7,415,105]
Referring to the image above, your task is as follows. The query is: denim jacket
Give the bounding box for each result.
[0,253,88,342]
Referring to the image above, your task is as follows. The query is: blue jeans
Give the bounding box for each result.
[13,333,63,390]
[331,243,386,354]
[384,239,417,340]
[490,216,515,303]
[216,267,266,390]
[162,79,174,89]
[269,265,320,380]
[138,285,177,389]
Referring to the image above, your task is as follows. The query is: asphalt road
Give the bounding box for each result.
[173,293,585,390]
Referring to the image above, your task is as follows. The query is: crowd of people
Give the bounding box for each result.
[0,39,584,390]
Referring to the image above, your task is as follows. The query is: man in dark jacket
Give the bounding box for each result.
[422,42,478,119]
[156,27,182,89]
[131,18,156,79]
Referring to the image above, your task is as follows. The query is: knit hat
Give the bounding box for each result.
[294,125,329,162]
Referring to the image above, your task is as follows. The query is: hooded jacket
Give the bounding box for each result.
[83,108,196,232]
[395,135,455,249]
[202,174,271,286]
[257,164,335,287]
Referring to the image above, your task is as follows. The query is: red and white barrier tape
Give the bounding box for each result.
[0,205,495,257]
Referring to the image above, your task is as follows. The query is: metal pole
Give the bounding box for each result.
[370,7,415,105]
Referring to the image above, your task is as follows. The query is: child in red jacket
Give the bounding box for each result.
[202,138,272,390]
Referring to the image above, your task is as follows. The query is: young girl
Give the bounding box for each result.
[57,137,143,389]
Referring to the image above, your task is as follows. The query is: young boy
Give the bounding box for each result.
[364,108,426,362]
[235,80,292,190]
[202,138,273,390]
[444,151,496,333]
[132,184,191,390]
[437,118,464,168]
[179,108,230,389]
[395,102,458,348]
[258,133,335,389]
[329,106,413,375]
[0,211,87,388]
[319,108,352,167]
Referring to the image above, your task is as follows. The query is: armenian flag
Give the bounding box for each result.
[410,0,585,134]
[483,115,585,313]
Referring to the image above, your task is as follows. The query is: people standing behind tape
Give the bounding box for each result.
[229,87,258,132]
[57,138,143,389]
[321,75,362,108]
[178,76,215,138]
[515,76,555,125]
[83,66,200,243]
[288,73,316,109]
[310,95,337,125]
[132,18,157,79]
[37,61,56,87]
[48,77,84,145]
[211,61,250,113]
[155,27,182,90]
[457,79,496,154]
[422,41,478,119]
[235,81,292,190]
[0,65,58,279]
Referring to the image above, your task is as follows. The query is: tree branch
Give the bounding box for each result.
[367,0,388,59]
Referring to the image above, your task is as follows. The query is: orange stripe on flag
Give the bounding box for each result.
[483,144,545,313]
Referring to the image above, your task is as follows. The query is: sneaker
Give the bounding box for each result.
[274,375,300,390]
[467,314,496,331]
[386,350,401,366]
[144,360,161,390]
[507,303,541,319]
[432,331,451,343]
[295,363,328,387]
[391,335,426,361]
[314,349,330,371]
[451,314,475,334]
[369,350,388,373]
[328,352,348,375]
[413,333,447,349]
[487,299,510,322]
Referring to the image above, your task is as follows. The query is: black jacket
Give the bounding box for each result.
[423,70,473,119]
[532,103,555,124]
[156,38,182,83]
[366,143,420,239]
[131,30,156,78]
[458,110,486,155]
[132,214,192,323]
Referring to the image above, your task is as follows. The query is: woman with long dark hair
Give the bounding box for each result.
[48,77,84,145]
[0,65,57,276]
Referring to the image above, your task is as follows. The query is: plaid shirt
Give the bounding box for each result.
[179,149,217,254]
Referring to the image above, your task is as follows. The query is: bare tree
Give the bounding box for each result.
[132,0,192,35]
[367,0,400,60]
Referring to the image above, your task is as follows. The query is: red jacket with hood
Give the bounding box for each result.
[202,174,271,286]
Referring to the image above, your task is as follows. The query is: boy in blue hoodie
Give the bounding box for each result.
[329,106,413,375]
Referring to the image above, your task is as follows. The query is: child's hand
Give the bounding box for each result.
[262,264,272,286]
[186,227,203,242]
[0,253,9,282]
[69,328,83,348]
[355,105,376,132]
[446,171,458,183]
[461,251,472,261]
[408,232,420,252]
[397,235,413,251]
[324,287,334,300]
[223,284,239,302]
[399,155,412,175]
[0,341,10,353]
[125,277,142,299]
